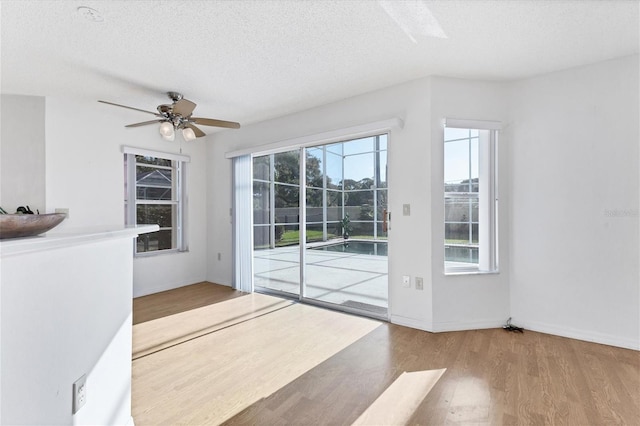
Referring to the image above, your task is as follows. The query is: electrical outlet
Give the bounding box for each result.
[72,374,86,414]
[415,277,424,290]
[217,252,221,261]
[402,275,411,288]
[402,204,411,216]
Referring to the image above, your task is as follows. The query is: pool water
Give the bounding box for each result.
[311,241,388,256]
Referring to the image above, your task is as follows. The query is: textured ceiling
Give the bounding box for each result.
[1,0,638,126]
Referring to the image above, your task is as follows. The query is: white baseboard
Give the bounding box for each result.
[391,314,506,334]
[431,319,505,333]
[392,314,638,351]
[133,280,217,298]
[390,315,432,332]
[515,318,640,351]
[133,281,190,298]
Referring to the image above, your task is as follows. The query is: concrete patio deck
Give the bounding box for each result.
[254,244,388,315]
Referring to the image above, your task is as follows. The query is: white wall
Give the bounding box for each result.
[207,76,513,331]
[44,97,209,296]
[208,57,639,349]
[1,236,135,424]
[4,57,633,353]
[207,78,436,329]
[429,77,511,331]
[509,55,640,350]
[0,95,45,213]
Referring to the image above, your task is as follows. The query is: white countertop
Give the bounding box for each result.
[0,224,159,257]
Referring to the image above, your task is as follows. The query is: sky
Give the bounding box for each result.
[444,128,478,185]
[309,135,388,186]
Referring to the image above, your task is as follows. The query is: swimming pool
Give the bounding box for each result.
[311,241,388,256]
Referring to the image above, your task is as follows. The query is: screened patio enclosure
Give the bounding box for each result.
[252,134,389,318]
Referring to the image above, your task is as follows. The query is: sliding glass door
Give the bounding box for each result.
[252,135,389,318]
[303,136,388,315]
[252,150,301,296]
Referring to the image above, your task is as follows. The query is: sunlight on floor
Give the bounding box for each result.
[446,376,492,423]
[352,369,446,425]
[132,293,382,425]
[132,293,293,358]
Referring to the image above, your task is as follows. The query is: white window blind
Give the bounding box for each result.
[232,154,254,292]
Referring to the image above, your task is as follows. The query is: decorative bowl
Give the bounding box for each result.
[0,213,66,239]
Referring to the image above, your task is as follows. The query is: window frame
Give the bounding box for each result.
[443,119,499,274]
[251,134,389,248]
[123,146,189,256]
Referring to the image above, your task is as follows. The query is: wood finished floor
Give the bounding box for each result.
[133,281,246,324]
[132,283,640,425]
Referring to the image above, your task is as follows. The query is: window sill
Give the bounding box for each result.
[134,248,189,258]
[444,269,499,276]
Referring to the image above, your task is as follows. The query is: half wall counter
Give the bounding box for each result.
[0,225,157,425]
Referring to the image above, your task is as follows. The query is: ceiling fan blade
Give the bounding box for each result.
[172,99,196,117]
[125,119,164,128]
[192,117,241,129]
[98,100,160,116]
[184,123,206,138]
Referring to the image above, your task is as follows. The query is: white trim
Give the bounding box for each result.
[444,269,500,276]
[0,225,158,257]
[391,316,503,333]
[232,155,254,293]
[124,153,137,227]
[178,159,188,251]
[135,200,178,205]
[133,247,186,258]
[299,147,307,298]
[391,314,639,350]
[515,318,640,351]
[125,148,188,254]
[444,118,502,130]
[122,145,191,163]
[225,117,404,158]
[132,279,194,298]
[431,319,505,332]
[390,315,433,332]
[443,126,498,274]
[478,129,498,271]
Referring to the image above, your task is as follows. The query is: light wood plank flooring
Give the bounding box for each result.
[133,281,245,324]
[132,283,640,425]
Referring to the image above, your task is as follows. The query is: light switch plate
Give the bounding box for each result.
[402,275,410,288]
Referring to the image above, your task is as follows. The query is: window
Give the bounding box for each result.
[444,119,498,273]
[124,147,189,255]
[252,135,388,249]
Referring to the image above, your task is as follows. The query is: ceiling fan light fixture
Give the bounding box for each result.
[98,92,241,142]
[182,127,197,141]
[159,121,175,140]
